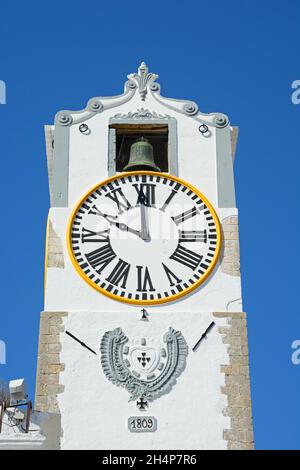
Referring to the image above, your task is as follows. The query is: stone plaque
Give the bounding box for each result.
[128,416,157,433]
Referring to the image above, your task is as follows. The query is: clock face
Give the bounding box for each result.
[67,171,221,305]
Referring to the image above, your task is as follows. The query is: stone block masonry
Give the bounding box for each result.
[47,220,65,269]
[221,215,240,277]
[35,312,67,413]
[214,312,254,450]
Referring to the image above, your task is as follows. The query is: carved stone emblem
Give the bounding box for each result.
[113,108,169,120]
[100,327,188,404]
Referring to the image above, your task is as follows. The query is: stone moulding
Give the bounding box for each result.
[113,108,169,120]
[52,61,231,207]
[55,79,137,127]
[54,62,229,129]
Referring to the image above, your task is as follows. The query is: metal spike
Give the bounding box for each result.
[140,308,149,321]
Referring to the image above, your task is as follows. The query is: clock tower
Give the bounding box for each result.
[35,63,254,450]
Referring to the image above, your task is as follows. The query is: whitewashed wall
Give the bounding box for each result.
[59,311,230,450]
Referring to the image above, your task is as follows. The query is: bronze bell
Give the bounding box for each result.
[123,137,161,172]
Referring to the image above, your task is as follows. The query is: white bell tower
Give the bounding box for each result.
[35,62,254,450]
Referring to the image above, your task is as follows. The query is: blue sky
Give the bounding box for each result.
[0,0,299,450]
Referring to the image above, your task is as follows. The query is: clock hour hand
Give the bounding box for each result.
[114,221,142,238]
[93,208,143,238]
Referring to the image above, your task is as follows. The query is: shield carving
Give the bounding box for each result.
[100,327,188,403]
[130,347,159,375]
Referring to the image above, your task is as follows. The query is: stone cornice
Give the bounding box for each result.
[55,62,229,129]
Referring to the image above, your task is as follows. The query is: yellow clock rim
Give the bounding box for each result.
[66,171,222,306]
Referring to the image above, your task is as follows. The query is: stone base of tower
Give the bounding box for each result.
[34,310,254,450]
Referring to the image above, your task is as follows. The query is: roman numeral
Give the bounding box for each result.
[106,259,130,289]
[179,230,207,243]
[81,228,110,243]
[172,207,197,225]
[170,244,203,270]
[105,187,132,211]
[133,183,156,207]
[162,263,182,286]
[88,205,117,224]
[85,243,116,273]
[136,266,155,292]
[160,189,177,212]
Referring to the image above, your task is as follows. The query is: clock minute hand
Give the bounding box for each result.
[140,204,151,241]
[138,190,151,241]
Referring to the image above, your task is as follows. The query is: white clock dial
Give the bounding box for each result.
[67,172,221,305]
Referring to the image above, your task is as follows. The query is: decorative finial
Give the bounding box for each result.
[138,61,148,75]
[127,62,159,101]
